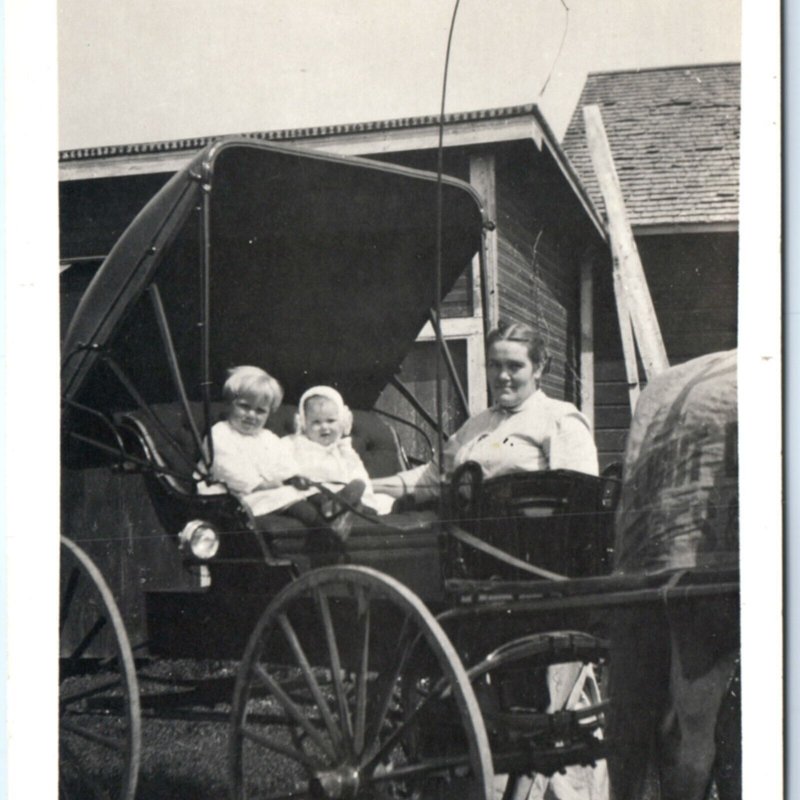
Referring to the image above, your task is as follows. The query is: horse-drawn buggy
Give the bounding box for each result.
[60,139,740,799]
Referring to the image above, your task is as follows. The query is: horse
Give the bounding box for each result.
[608,349,740,800]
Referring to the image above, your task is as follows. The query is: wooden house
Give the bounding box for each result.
[562,63,740,467]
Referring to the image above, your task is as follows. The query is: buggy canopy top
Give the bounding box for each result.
[62,138,487,414]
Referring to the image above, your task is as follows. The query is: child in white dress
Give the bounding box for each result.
[287,386,394,516]
[198,367,364,540]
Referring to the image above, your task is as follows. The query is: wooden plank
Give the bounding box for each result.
[469,153,499,329]
[595,429,630,453]
[633,222,739,236]
[583,105,670,379]
[580,251,595,427]
[441,271,473,317]
[593,359,632,382]
[611,259,641,412]
[595,382,635,406]
[466,334,489,414]
[594,405,633,429]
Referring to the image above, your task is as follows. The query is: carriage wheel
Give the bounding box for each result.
[473,632,609,800]
[230,565,494,799]
[497,665,608,800]
[59,536,141,800]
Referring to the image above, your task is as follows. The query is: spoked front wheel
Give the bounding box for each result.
[59,536,141,800]
[230,565,494,799]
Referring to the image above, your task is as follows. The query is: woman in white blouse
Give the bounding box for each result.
[373,322,606,800]
[373,322,598,502]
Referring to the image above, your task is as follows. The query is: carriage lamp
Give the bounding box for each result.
[178,520,220,559]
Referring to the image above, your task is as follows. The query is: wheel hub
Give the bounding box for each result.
[310,765,360,799]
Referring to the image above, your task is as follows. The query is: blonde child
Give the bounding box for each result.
[199,367,363,540]
[287,386,394,516]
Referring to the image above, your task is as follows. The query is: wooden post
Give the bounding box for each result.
[469,153,499,329]
[579,249,595,426]
[469,204,489,413]
[466,334,488,413]
[612,256,642,411]
[583,105,669,379]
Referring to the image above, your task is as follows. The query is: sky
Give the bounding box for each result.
[57,0,742,150]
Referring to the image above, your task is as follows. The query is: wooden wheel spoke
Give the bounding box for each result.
[60,676,123,708]
[240,725,322,771]
[364,614,419,745]
[60,567,82,635]
[252,663,337,763]
[369,752,473,783]
[277,613,344,756]
[353,586,371,756]
[67,616,108,665]
[361,675,449,772]
[315,588,354,745]
[288,725,314,764]
[60,718,127,754]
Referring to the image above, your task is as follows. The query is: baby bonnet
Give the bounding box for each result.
[295,385,354,436]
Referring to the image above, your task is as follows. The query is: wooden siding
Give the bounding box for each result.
[60,174,172,260]
[440,269,474,318]
[638,232,738,361]
[592,231,738,470]
[495,157,582,406]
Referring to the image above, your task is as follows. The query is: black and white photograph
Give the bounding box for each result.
[3,1,783,798]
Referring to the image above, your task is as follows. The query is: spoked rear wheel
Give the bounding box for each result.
[471,631,609,800]
[230,565,494,799]
[59,536,141,800]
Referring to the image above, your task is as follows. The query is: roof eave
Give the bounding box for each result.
[632,220,739,236]
[59,104,609,241]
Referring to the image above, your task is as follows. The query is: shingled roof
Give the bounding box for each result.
[562,63,740,228]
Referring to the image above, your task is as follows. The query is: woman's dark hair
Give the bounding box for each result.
[486,322,550,368]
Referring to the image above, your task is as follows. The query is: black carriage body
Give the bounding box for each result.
[61,139,486,658]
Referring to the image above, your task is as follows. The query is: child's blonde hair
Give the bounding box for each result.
[223,366,283,412]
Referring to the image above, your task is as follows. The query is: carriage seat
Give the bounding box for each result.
[118,401,440,593]
[118,400,408,496]
[448,469,619,581]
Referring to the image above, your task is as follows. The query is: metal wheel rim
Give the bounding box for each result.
[59,536,141,800]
